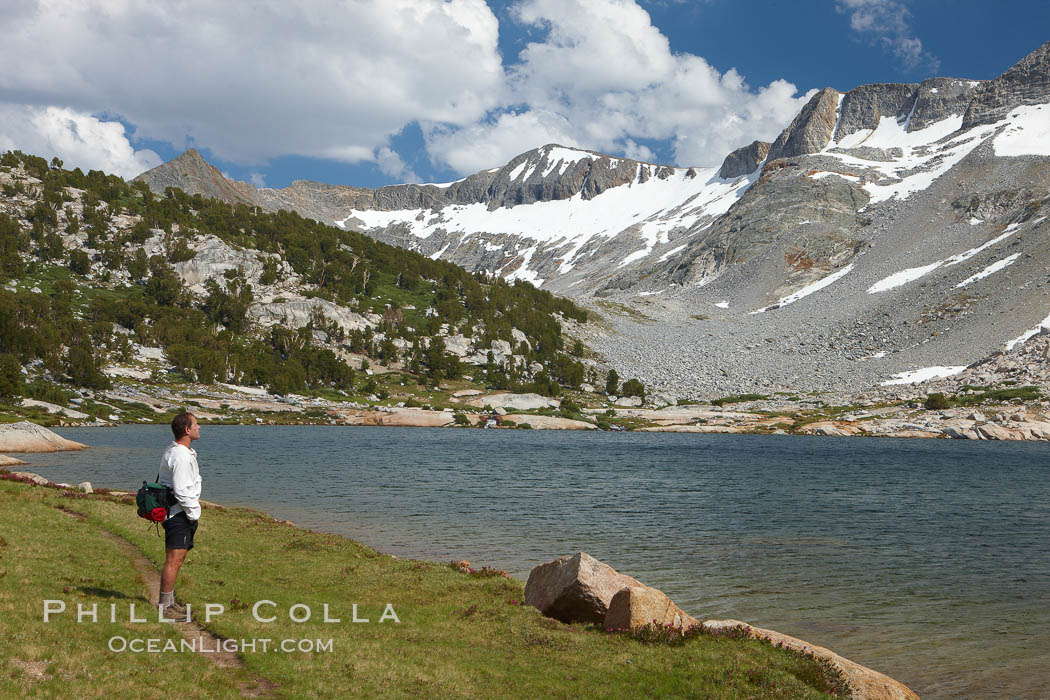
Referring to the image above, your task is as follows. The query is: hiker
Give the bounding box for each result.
[158,412,202,615]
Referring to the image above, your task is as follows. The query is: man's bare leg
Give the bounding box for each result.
[160,547,188,604]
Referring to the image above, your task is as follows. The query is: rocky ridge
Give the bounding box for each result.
[963,40,1050,128]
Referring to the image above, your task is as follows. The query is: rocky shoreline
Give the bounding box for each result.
[10,379,1050,442]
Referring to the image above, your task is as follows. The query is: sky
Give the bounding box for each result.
[0,0,1046,190]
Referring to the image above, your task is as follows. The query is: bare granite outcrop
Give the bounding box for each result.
[464,392,560,411]
[0,422,87,453]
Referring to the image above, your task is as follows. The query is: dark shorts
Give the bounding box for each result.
[163,512,199,551]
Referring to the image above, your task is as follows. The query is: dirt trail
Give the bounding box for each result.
[56,506,276,697]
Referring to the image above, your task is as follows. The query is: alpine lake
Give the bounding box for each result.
[26,425,1050,699]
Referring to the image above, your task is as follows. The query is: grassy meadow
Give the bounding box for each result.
[0,475,845,698]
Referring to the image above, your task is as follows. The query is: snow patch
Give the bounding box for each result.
[658,244,686,262]
[1005,311,1050,351]
[618,248,650,268]
[546,146,594,169]
[993,103,1050,157]
[506,161,528,181]
[955,253,1020,288]
[881,366,966,385]
[714,301,729,309]
[750,264,854,313]
[867,261,944,294]
[831,112,957,151]
[504,245,544,286]
[830,93,845,145]
[810,171,860,183]
[944,225,1020,265]
[541,157,561,178]
[835,128,873,149]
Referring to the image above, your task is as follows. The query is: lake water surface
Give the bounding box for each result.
[25,425,1050,698]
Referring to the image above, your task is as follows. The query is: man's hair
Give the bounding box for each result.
[171,412,196,439]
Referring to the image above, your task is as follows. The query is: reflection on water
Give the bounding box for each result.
[25,425,1050,699]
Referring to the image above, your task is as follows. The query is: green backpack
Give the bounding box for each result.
[137,475,173,523]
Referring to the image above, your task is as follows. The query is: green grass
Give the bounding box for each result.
[366,276,433,329]
[594,300,655,324]
[0,481,250,698]
[0,476,845,698]
[925,385,1042,410]
[711,394,769,407]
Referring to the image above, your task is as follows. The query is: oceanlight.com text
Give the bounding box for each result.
[108,637,334,653]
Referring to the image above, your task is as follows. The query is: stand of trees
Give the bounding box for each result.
[0,149,604,398]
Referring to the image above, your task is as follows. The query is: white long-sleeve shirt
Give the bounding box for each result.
[159,442,202,521]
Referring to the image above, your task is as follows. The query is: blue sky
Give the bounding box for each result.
[1,1,1046,189]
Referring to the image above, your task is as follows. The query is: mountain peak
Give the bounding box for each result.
[172,147,205,163]
[133,148,256,204]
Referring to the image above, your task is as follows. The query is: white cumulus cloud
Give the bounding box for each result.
[425,0,814,173]
[0,0,503,173]
[0,104,161,179]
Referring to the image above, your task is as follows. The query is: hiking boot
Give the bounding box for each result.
[162,600,188,620]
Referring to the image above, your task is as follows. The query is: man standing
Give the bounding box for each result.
[158,412,202,616]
